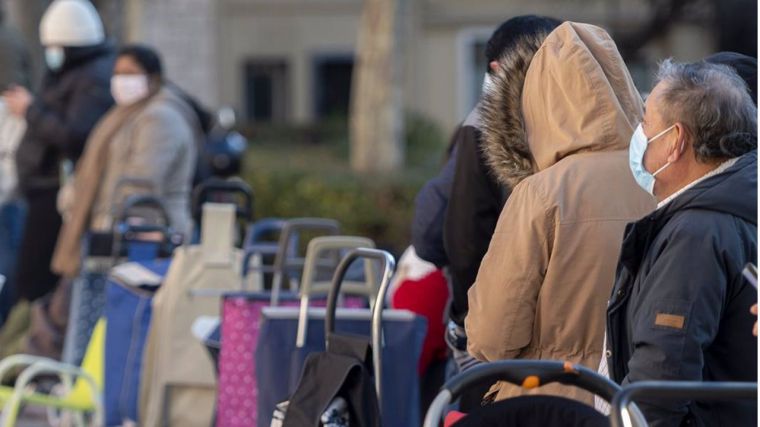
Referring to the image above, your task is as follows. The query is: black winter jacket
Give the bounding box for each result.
[607,151,758,427]
[411,140,458,268]
[443,107,507,326]
[16,44,115,192]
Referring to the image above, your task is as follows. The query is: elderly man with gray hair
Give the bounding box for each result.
[605,59,757,426]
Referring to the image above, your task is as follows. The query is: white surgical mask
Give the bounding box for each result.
[111,74,150,106]
[628,123,677,195]
[45,47,65,71]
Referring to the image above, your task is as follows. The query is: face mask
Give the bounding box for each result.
[45,47,65,71]
[111,74,150,106]
[628,123,676,195]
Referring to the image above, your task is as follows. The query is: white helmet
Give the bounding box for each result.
[39,0,104,47]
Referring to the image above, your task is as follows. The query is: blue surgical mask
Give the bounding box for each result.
[45,47,65,71]
[628,123,676,195]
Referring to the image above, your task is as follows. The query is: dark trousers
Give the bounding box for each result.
[0,199,27,324]
[15,188,62,301]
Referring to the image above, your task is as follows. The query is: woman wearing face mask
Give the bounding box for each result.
[51,44,200,279]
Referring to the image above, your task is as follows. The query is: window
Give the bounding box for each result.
[457,27,493,119]
[313,55,354,120]
[244,60,289,122]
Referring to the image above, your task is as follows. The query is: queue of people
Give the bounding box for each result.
[0,0,202,360]
[0,1,755,426]
[414,16,757,427]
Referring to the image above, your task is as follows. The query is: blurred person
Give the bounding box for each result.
[3,0,114,302]
[52,44,200,278]
[465,22,655,405]
[0,5,31,326]
[605,60,757,426]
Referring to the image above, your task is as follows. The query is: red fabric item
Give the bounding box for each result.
[444,411,468,427]
[391,269,449,375]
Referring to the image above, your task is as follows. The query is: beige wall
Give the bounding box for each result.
[125,0,221,107]
[120,0,717,134]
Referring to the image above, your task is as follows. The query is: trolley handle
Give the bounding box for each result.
[117,194,171,225]
[192,177,254,222]
[324,248,395,406]
[609,381,757,427]
[269,218,340,305]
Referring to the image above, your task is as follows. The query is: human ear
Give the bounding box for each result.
[667,123,687,163]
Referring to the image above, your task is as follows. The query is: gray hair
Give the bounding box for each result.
[655,59,757,163]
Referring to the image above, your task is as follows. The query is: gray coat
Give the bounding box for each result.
[90,88,199,238]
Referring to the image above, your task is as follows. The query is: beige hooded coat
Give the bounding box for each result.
[465,22,656,404]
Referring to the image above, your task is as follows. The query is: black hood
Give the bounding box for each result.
[620,151,757,272]
[659,150,757,225]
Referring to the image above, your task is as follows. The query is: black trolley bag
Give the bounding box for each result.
[279,248,397,427]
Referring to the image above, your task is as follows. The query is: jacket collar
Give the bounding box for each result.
[619,151,757,272]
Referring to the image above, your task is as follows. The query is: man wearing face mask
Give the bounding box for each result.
[606,60,757,426]
[1,0,114,303]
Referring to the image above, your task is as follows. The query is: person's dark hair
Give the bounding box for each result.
[656,59,757,162]
[118,44,163,79]
[704,51,757,105]
[484,15,562,74]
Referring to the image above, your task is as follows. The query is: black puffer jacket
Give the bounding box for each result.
[607,151,758,427]
[16,43,115,192]
[411,140,458,268]
[442,106,507,326]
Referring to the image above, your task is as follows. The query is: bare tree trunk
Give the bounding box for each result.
[349,0,407,173]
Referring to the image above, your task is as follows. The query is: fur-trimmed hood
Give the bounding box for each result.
[480,22,644,188]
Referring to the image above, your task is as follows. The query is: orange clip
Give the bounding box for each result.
[522,375,540,389]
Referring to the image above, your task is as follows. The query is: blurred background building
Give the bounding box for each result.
[5,0,757,134]
[2,0,756,250]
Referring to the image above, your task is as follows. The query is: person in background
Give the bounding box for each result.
[52,44,200,278]
[606,60,757,426]
[2,0,114,304]
[466,22,655,404]
[0,3,31,327]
